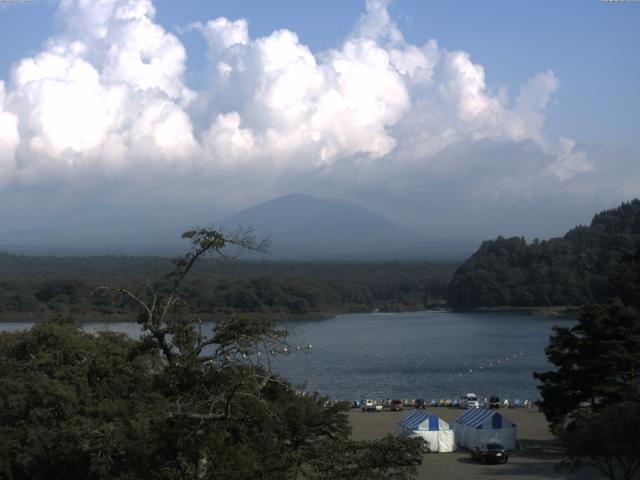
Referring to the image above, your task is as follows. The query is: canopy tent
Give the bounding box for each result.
[396,410,456,452]
[453,409,517,450]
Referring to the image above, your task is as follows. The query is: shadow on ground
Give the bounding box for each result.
[518,438,564,457]
[445,442,605,479]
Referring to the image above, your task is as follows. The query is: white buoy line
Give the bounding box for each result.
[267,344,313,355]
[455,351,527,377]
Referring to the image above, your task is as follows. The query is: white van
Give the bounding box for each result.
[362,399,383,412]
[460,393,480,409]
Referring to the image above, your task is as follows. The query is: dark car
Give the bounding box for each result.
[414,398,426,409]
[471,443,509,464]
[390,399,404,411]
[489,396,500,409]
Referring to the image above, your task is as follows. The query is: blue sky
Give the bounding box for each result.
[0,0,638,238]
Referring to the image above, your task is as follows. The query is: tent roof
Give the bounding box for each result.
[455,409,514,429]
[398,410,449,431]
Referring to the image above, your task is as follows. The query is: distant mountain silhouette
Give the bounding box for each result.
[216,193,424,258]
[0,194,478,259]
[218,193,432,258]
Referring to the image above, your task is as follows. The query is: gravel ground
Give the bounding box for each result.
[348,407,605,480]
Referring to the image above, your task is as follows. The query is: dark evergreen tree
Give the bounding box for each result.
[448,199,640,308]
[534,255,640,480]
[558,402,640,480]
[534,301,640,427]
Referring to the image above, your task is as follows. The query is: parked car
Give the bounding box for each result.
[362,399,382,412]
[489,396,501,409]
[414,398,426,409]
[470,443,510,464]
[460,393,480,409]
[390,399,404,411]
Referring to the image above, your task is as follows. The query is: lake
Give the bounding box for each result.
[0,311,570,402]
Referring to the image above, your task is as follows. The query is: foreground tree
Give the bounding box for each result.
[535,260,640,480]
[308,435,424,480]
[534,301,640,428]
[0,229,421,480]
[0,318,166,479]
[558,402,640,480]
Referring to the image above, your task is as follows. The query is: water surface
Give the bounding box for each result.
[277,311,568,401]
[0,311,569,402]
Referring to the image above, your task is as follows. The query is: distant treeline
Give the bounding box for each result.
[0,254,456,320]
[448,199,640,308]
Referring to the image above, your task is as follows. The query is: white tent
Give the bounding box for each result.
[453,409,516,450]
[396,410,456,452]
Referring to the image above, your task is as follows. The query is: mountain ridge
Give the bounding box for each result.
[0,193,477,260]
[216,192,426,258]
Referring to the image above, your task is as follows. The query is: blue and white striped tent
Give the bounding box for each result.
[396,410,456,452]
[453,409,516,450]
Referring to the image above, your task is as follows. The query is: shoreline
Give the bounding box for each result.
[0,304,579,323]
[450,305,581,319]
[0,300,452,323]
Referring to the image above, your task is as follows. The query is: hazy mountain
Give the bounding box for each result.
[217,193,475,260]
[216,193,412,255]
[0,193,478,259]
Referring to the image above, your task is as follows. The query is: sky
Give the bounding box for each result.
[0,0,638,240]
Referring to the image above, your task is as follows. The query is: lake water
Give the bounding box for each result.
[0,311,570,402]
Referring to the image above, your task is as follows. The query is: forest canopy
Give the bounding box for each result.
[447,199,640,308]
[0,253,455,321]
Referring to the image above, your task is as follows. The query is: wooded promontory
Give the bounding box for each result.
[447,199,640,309]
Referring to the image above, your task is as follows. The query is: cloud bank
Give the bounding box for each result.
[0,0,635,236]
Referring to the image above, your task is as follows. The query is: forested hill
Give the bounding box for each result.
[0,253,456,321]
[447,199,640,308]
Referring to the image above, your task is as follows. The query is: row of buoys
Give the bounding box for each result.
[233,345,312,359]
[267,344,313,355]
[456,351,526,377]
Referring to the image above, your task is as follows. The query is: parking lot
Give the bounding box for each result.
[348,407,605,479]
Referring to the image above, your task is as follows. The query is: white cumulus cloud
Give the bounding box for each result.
[0,81,20,186]
[3,0,198,185]
[0,0,632,237]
